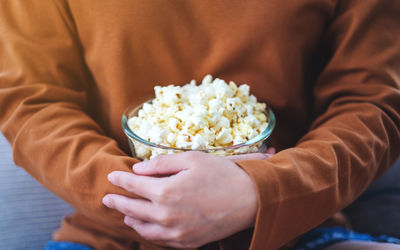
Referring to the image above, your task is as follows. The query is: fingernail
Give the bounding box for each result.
[102,196,111,207]
[107,173,115,182]
[124,216,131,225]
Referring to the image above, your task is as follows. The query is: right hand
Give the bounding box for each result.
[102,147,275,248]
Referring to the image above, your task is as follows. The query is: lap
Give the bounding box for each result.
[343,158,400,238]
[325,241,400,250]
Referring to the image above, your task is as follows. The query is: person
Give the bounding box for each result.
[0,1,399,250]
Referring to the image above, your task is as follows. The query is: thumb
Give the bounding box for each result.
[133,154,186,176]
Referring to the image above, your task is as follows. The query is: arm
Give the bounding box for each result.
[0,0,140,238]
[237,1,400,249]
[102,1,399,249]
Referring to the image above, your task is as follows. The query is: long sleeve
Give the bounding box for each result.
[236,1,400,249]
[0,0,141,241]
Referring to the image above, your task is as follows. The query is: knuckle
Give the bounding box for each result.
[152,154,168,167]
[153,186,167,202]
[157,209,175,226]
[170,228,186,242]
[119,205,134,217]
[183,151,205,163]
[153,184,173,203]
[124,216,134,227]
[151,156,162,166]
[169,228,202,247]
[125,181,136,193]
[139,228,162,241]
[130,222,150,238]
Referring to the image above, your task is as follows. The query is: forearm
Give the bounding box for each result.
[0,0,142,238]
[236,0,400,249]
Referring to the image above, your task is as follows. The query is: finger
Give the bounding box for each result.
[266,147,276,154]
[133,153,189,176]
[226,152,273,161]
[102,194,156,222]
[108,171,164,200]
[124,216,173,241]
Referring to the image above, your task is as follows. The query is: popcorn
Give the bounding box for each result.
[127,75,269,159]
[216,127,233,145]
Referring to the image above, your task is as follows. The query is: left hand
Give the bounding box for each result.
[102,151,272,248]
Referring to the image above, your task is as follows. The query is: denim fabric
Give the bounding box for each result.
[292,227,400,250]
[44,240,94,250]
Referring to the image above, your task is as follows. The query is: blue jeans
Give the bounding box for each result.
[292,227,400,250]
[44,240,93,250]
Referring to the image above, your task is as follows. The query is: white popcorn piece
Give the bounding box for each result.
[214,116,230,130]
[244,114,260,128]
[229,81,238,93]
[149,125,168,145]
[202,74,213,85]
[226,97,241,111]
[238,84,250,97]
[216,127,233,145]
[142,103,152,113]
[248,129,259,140]
[233,136,247,145]
[192,134,208,150]
[134,141,151,159]
[213,78,234,99]
[176,133,192,149]
[168,117,180,132]
[166,133,177,145]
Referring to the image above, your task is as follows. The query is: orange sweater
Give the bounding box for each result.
[0,1,399,249]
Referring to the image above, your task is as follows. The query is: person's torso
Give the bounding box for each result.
[68,0,336,155]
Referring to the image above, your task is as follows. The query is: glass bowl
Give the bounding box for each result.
[122,100,275,160]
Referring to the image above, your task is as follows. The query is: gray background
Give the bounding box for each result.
[0,134,73,250]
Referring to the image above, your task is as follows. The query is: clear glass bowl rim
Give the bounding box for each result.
[121,99,275,152]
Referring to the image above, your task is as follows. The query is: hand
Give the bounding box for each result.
[102,150,273,248]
